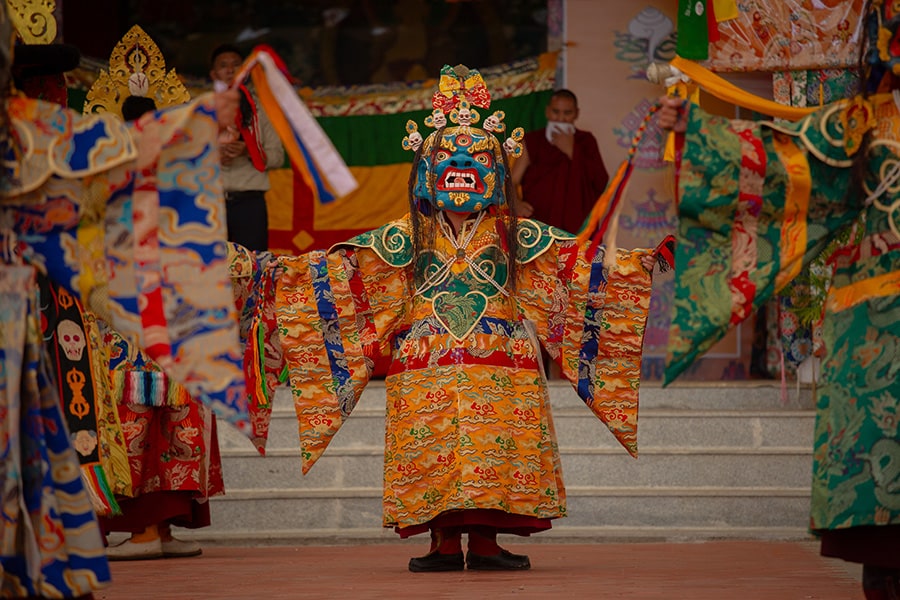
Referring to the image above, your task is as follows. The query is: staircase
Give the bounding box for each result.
[195,380,816,545]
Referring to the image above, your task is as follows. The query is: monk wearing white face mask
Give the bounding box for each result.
[511,89,609,236]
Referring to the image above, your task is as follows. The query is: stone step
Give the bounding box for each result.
[254,380,814,414]
[218,408,815,452]
[180,525,811,545]
[219,447,812,489]
[218,381,816,452]
[201,382,817,544]
[202,487,810,532]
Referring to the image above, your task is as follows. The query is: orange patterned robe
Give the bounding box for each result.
[232,212,653,534]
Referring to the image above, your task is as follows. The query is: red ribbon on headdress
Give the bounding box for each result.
[465,86,491,109]
[431,69,492,115]
[237,84,268,172]
[431,90,457,114]
[463,72,491,109]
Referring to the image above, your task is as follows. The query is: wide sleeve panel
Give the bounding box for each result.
[665,101,862,384]
[517,235,653,457]
[3,95,248,435]
[276,245,408,472]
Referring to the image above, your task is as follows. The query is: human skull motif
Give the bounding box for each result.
[57,319,86,361]
[483,112,504,133]
[407,131,423,151]
[457,106,473,127]
[128,72,150,97]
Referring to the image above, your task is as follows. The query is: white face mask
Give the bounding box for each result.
[545,121,575,142]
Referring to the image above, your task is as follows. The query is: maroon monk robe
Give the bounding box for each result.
[520,128,609,234]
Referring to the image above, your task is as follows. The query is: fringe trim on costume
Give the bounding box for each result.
[81,463,121,516]
[243,316,270,413]
[110,370,191,407]
[243,262,280,415]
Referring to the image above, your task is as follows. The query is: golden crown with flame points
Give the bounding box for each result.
[83,24,189,116]
[401,64,524,158]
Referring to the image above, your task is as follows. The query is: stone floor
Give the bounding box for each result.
[97,540,864,600]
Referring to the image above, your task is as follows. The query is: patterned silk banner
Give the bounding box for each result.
[705,0,866,72]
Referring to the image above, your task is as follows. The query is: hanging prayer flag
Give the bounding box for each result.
[676,0,710,60]
[234,45,358,204]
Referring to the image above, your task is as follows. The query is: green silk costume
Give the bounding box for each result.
[667,97,900,533]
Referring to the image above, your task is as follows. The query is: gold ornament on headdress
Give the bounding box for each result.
[504,127,524,158]
[424,108,447,130]
[483,110,506,134]
[401,119,423,152]
[83,24,189,116]
[403,64,524,156]
[449,99,479,126]
[7,0,57,44]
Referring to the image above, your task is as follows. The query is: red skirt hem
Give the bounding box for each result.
[99,490,211,534]
[394,508,554,538]
[817,525,900,568]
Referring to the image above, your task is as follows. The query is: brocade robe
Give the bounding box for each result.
[233,212,653,532]
[0,96,241,597]
[667,97,900,533]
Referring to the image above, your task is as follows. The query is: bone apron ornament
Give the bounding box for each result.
[37,271,119,515]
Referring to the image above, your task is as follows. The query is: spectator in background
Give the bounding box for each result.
[210,43,284,251]
[511,89,609,235]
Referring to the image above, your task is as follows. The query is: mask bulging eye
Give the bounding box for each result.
[435,150,450,162]
[474,152,492,167]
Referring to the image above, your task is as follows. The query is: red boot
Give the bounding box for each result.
[465,526,530,571]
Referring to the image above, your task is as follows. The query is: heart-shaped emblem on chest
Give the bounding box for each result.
[419,245,508,299]
[432,290,489,341]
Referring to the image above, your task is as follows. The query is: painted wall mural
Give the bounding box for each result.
[568,2,754,381]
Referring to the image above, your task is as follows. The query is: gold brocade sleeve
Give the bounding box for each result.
[516,240,653,458]
[275,246,409,473]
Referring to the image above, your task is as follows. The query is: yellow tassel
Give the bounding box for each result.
[602,175,631,271]
[167,382,192,407]
[663,81,699,163]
